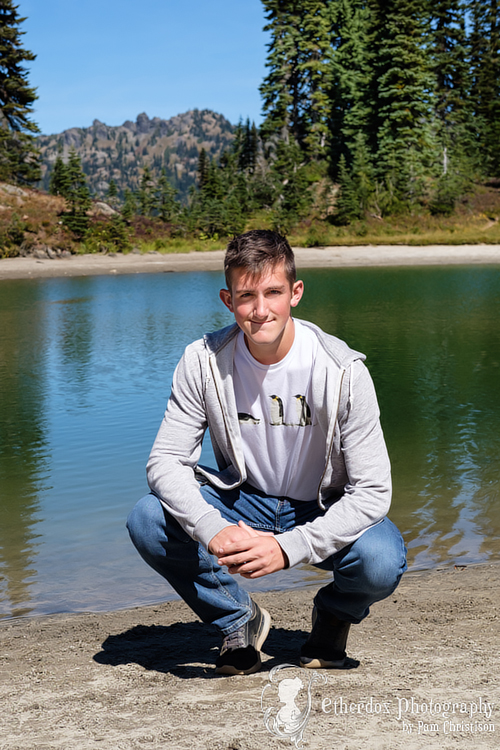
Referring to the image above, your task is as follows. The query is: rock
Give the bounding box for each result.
[92,201,118,217]
[0,182,28,197]
[136,112,151,134]
[33,247,48,259]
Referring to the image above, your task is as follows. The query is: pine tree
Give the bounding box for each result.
[469,0,500,174]
[137,165,156,216]
[260,0,334,160]
[106,178,118,201]
[259,0,306,144]
[122,188,136,220]
[197,147,209,188]
[299,0,335,159]
[59,149,91,238]
[329,0,374,170]
[369,0,435,209]
[428,0,477,192]
[430,0,470,134]
[156,168,177,222]
[334,153,361,223]
[49,149,67,196]
[238,119,259,173]
[271,137,312,231]
[0,0,40,183]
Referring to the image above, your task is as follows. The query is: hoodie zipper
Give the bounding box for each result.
[316,367,345,508]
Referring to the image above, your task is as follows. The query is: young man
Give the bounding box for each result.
[127,230,406,675]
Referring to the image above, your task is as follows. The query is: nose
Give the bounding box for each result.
[254,293,269,319]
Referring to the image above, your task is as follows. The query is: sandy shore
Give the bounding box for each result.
[1,243,500,280]
[1,563,498,749]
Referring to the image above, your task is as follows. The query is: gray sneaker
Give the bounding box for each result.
[215,601,271,675]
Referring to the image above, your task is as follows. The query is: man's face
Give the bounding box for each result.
[219,262,303,363]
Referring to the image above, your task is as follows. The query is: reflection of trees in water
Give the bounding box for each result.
[0,282,49,618]
[51,282,94,403]
[300,267,500,567]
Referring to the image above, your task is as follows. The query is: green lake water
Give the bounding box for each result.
[0,265,499,619]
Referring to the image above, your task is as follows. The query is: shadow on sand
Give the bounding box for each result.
[93,620,359,678]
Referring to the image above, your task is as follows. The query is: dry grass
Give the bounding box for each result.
[1,181,500,259]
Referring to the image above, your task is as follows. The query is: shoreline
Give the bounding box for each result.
[1,562,499,749]
[1,243,500,280]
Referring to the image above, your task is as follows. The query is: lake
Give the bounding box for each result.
[1,265,499,619]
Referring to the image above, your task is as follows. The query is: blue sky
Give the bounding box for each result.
[19,0,269,135]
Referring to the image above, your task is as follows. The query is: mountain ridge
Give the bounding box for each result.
[37,109,235,202]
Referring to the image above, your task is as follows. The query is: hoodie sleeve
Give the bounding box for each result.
[146,343,233,547]
[276,359,392,567]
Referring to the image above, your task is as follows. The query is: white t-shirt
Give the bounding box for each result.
[233,319,326,500]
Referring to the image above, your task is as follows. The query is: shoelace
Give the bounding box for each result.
[221,628,247,653]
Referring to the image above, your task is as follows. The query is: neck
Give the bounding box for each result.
[245,318,295,365]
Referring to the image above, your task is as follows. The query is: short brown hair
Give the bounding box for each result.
[224,230,296,289]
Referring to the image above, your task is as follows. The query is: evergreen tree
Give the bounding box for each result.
[430,0,470,134]
[298,0,335,158]
[0,0,40,183]
[350,131,374,213]
[369,0,435,209]
[271,137,312,231]
[469,0,500,174]
[106,178,118,206]
[238,118,259,172]
[334,153,362,223]
[259,0,306,144]
[260,0,334,159]
[329,0,374,170]
[122,188,136,220]
[188,151,245,238]
[49,149,67,196]
[59,149,91,238]
[138,165,156,216]
[197,147,209,188]
[156,168,178,222]
[428,0,477,190]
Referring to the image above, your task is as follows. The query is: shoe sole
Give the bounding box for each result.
[215,607,271,676]
[300,655,348,669]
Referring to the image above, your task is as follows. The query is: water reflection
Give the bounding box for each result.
[299,266,500,569]
[0,266,499,618]
[0,282,49,617]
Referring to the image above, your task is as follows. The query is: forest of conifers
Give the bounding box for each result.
[203,0,500,230]
[1,0,500,252]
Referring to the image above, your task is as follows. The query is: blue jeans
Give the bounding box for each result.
[127,483,407,635]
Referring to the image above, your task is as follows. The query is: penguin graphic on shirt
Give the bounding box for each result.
[270,395,284,425]
[294,395,312,426]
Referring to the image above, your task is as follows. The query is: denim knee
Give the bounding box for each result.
[334,518,407,597]
[126,493,167,551]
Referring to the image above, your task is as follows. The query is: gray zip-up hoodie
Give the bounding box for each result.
[147,319,391,568]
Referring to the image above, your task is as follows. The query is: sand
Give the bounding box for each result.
[1,243,500,281]
[0,563,498,749]
[1,246,499,748]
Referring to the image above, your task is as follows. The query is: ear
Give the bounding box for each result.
[219,288,234,312]
[290,280,304,308]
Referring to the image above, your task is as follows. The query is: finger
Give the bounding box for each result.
[238,520,260,536]
[238,520,274,537]
[218,551,257,568]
